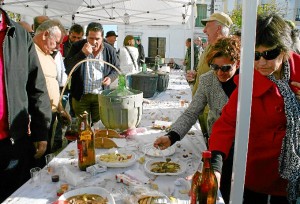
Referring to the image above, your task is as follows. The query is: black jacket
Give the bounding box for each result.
[64,40,120,100]
[2,9,52,143]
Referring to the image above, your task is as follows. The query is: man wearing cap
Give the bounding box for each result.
[191,12,233,95]
[188,11,232,149]
[105,30,118,48]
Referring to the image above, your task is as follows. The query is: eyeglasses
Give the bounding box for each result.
[210,63,234,72]
[254,48,281,61]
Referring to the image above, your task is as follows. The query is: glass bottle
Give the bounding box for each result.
[198,151,218,204]
[65,118,79,142]
[190,161,203,204]
[142,63,147,72]
[107,74,133,96]
[77,111,95,171]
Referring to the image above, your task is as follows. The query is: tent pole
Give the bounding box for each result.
[229,0,258,203]
[190,0,195,71]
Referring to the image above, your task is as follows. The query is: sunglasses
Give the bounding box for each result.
[254,48,281,61]
[210,63,234,72]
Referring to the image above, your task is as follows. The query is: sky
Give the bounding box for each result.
[103,25,118,36]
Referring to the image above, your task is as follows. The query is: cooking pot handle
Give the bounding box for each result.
[59,59,122,107]
[110,98,122,103]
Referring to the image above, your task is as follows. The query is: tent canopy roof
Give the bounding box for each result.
[2,0,193,27]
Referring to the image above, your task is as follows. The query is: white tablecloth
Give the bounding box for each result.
[3,70,224,204]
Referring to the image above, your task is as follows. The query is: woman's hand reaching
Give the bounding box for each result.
[153,135,171,150]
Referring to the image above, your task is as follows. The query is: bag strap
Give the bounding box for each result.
[124,46,137,69]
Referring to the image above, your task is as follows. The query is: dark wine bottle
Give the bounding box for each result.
[190,161,203,204]
[198,151,218,204]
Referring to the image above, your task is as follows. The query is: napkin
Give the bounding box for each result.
[61,165,84,186]
[124,169,150,184]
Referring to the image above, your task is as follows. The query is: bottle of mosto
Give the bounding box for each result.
[190,161,203,204]
[197,151,218,204]
[77,111,95,171]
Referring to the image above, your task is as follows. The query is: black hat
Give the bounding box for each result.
[106,31,118,37]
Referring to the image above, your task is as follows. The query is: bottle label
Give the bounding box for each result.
[80,132,92,140]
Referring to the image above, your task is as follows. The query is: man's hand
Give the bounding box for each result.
[102,77,111,86]
[34,141,47,159]
[82,42,94,56]
[60,110,72,127]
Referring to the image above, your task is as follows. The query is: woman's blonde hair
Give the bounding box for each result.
[123,35,134,46]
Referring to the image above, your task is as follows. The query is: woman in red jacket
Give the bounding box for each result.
[209,13,300,203]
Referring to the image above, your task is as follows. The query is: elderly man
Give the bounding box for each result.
[64,22,120,124]
[190,12,233,95]
[187,12,232,139]
[33,20,71,159]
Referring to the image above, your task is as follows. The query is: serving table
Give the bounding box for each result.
[3,69,224,204]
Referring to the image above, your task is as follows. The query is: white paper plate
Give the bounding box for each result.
[142,144,176,157]
[97,150,137,168]
[58,186,115,203]
[144,158,186,176]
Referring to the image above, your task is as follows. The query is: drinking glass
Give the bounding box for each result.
[45,153,55,175]
[30,167,41,186]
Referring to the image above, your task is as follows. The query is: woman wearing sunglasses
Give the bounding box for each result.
[207,13,300,204]
[153,36,240,200]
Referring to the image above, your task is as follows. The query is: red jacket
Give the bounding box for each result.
[209,52,300,196]
[59,35,69,57]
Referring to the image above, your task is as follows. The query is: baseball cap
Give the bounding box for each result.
[201,12,233,28]
[106,31,118,37]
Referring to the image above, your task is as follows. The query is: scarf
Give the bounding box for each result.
[267,61,300,202]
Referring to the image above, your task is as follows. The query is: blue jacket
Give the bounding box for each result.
[64,40,120,100]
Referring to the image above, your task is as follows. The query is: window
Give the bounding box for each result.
[148,37,166,58]
[296,8,300,21]
[195,4,208,27]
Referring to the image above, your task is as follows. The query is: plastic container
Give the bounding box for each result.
[157,72,169,92]
[98,89,143,131]
[130,72,158,98]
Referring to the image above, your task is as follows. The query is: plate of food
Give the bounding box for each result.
[58,186,115,204]
[142,144,176,157]
[144,158,186,176]
[98,149,136,168]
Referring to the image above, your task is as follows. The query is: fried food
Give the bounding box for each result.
[66,193,108,204]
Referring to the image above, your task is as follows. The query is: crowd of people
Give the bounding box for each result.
[0,4,300,204]
[0,6,148,202]
[155,12,300,204]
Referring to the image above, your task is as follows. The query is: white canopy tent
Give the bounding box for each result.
[1,0,193,28]
[2,0,260,203]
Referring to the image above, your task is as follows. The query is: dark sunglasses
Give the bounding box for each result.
[210,63,234,72]
[254,48,281,61]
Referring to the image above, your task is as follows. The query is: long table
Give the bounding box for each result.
[3,69,224,204]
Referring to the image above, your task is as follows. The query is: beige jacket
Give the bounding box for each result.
[35,45,60,112]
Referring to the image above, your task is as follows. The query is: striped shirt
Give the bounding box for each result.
[84,52,105,94]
